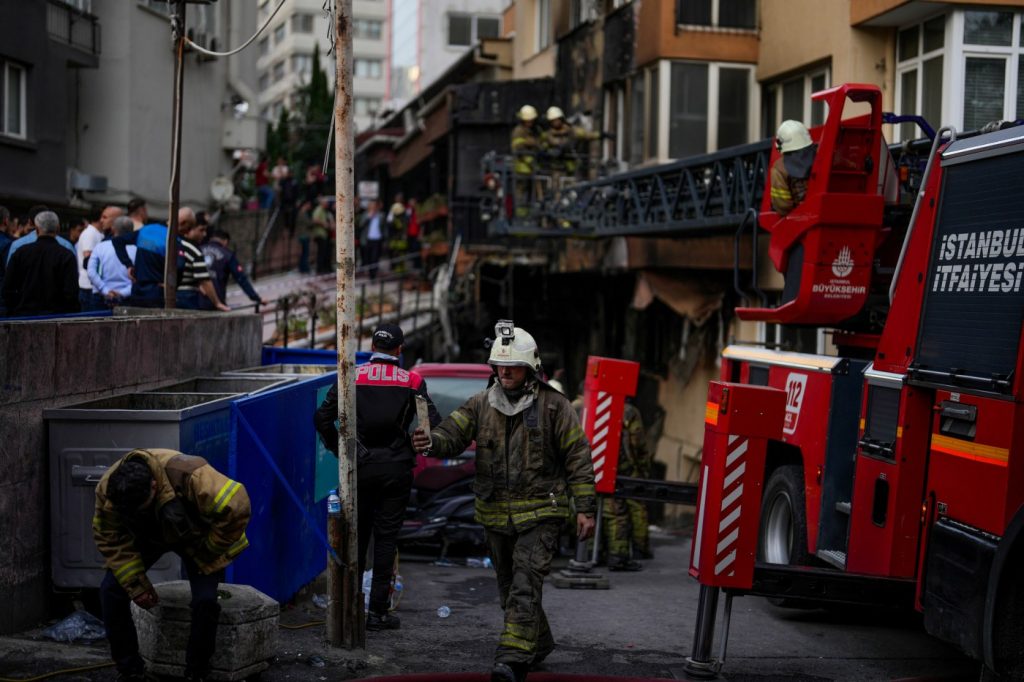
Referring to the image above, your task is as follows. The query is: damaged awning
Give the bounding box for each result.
[631,271,724,325]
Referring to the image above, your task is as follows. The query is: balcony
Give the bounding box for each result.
[47,0,101,62]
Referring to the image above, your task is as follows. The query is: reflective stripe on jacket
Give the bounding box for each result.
[429,382,596,530]
[769,156,808,216]
[93,448,251,599]
[511,124,540,175]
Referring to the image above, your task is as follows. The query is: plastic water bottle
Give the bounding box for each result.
[362,570,372,609]
[327,489,341,517]
[436,605,451,618]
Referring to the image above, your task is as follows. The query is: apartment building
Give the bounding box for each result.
[388,0,507,111]
[256,0,386,133]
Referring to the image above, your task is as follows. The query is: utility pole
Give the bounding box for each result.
[165,0,187,309]
[328,0,363,649]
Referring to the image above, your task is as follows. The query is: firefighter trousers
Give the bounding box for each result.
[486,520,560,665]
[100,551,223,677]
[604,497,650,559]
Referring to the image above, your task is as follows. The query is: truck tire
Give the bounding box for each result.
[758,464,811,566]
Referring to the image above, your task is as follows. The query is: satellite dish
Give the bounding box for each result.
[210,176,234,204]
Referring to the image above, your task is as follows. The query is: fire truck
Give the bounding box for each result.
[684,83,1024,680]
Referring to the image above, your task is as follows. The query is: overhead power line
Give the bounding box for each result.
[183,0,287,58]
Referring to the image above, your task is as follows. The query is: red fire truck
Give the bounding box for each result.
[685,83,1024,680]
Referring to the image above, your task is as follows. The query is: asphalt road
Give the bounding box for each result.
[0,527,982,681]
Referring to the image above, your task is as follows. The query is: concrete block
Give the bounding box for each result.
[0,322,57,405]
[133,581,279,681]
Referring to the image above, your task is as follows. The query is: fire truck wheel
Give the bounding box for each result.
[989,548,1024,680]
[758,465,811,567]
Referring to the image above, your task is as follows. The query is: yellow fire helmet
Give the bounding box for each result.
[488,320,541,372]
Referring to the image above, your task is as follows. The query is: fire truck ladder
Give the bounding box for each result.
[488,140,772,238]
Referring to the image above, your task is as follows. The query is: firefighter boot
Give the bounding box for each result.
[366,611,401,631]
[608,555,643,572]
[491,662,528,682]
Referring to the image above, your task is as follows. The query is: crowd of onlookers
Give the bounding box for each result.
[0,200,265,318]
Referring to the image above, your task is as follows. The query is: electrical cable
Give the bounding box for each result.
[0,661,114,682]
[183,0,287,58]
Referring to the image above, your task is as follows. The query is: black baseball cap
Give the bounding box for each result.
[372,323,404,350]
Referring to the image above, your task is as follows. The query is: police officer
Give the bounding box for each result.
[770,120,817,215]
[510,105,541,218]
[412,321,596,682]
[314,323,440,630]
[603,401,653,570]
[93,449,251,682]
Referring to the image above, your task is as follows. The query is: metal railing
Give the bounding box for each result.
[46,0,101,55]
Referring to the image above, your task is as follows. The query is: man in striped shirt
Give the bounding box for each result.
[176,208,229,311]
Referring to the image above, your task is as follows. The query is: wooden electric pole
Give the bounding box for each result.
[164,0,187,309]
[328,0,363,649]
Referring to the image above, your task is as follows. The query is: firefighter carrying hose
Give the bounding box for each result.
[511,105,541,218]
[770,120,817,215]
[412,320,596,682]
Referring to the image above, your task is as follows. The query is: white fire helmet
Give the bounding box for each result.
[548,378,566,395]
[545,106,565,122]
[488,320,541,373]
[518,104,539,122]
[776,120,813,154]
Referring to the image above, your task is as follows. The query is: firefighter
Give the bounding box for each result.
[411,321,596,682]
[603,401,654,570]
[770,120,817,216]
[540,106,602,185]
[511,105,541,218]
[93,449,251,682]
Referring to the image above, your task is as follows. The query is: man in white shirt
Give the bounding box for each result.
[88,216,137,309]
[76,205,122,310]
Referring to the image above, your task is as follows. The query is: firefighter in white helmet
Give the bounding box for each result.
[511,105,541,218]
[540,105,604,184]
[770,120,817,216]
[412,320,596,682]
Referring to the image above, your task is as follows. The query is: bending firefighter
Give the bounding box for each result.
[93,449,250,682]
[412,320,596,682]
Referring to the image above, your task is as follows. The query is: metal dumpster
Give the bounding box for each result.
[145,376,293,395]
[44,392,237,589]
[261,346,373,365]
[221,363,337,378]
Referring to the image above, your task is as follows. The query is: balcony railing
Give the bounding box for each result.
[47,0,101,56]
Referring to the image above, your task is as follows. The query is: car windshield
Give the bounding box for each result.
[425,376,488,416]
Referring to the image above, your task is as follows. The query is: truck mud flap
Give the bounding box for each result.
[738,562,916,608]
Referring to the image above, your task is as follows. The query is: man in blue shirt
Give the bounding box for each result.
[88,216,138,309]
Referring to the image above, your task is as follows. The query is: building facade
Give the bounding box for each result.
[257,0,387,134]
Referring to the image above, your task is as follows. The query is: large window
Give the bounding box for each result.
[896,15,945,141]
[354,18,383,40]
[764,68,829,138]
[960,10,1024,130]
[271,60,285,83]
[677,0,755,29]
[273,22,285,45]
[1,61,26,139]
[291,13,314,34]
[291,54,312,79]
[447,14,499,47]
[536,0,551,52]
[258,37,269,57]
[669,61,754,158]
[354,97,381,117]
[354,58,383,79]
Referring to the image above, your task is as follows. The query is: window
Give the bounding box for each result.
[1,61,27,139]
[448,14,500,47]
[646,66,659,160]
[291,54,312,78]
[628,73,645,165]
[895,15,944,141]
[536,0,551,52]
[718,67,750,148]
[291,13,314,34]
[354,97,381,117]
[764,67,830,138]
[354,18,383,40]
[354,59,383,79]
[273,22,286,44]
[258,37,269,57]
[258,73,269,91]
[677,0,755,29]
[571,0,597,28]
[669,60,755,158]
[138,0,170,15]
[272,61,285,83]
[669,63,708,158]
[960,10,1024,131]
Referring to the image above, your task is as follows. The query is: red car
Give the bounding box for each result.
[411,362,493,478]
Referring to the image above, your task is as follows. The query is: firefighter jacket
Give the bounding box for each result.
[428,381,597,530]
[511,123,541,175]
[617,403,651,478]
[93,449,251,599]
[769,154,810,216]
[540,125,600,173]
[314,354,441,470]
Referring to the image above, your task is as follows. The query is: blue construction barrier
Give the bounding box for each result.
[226,373,338,604]
[261,346,374,366]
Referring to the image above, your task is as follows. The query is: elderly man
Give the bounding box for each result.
[88,216,137,309]
[2,211,79,316]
